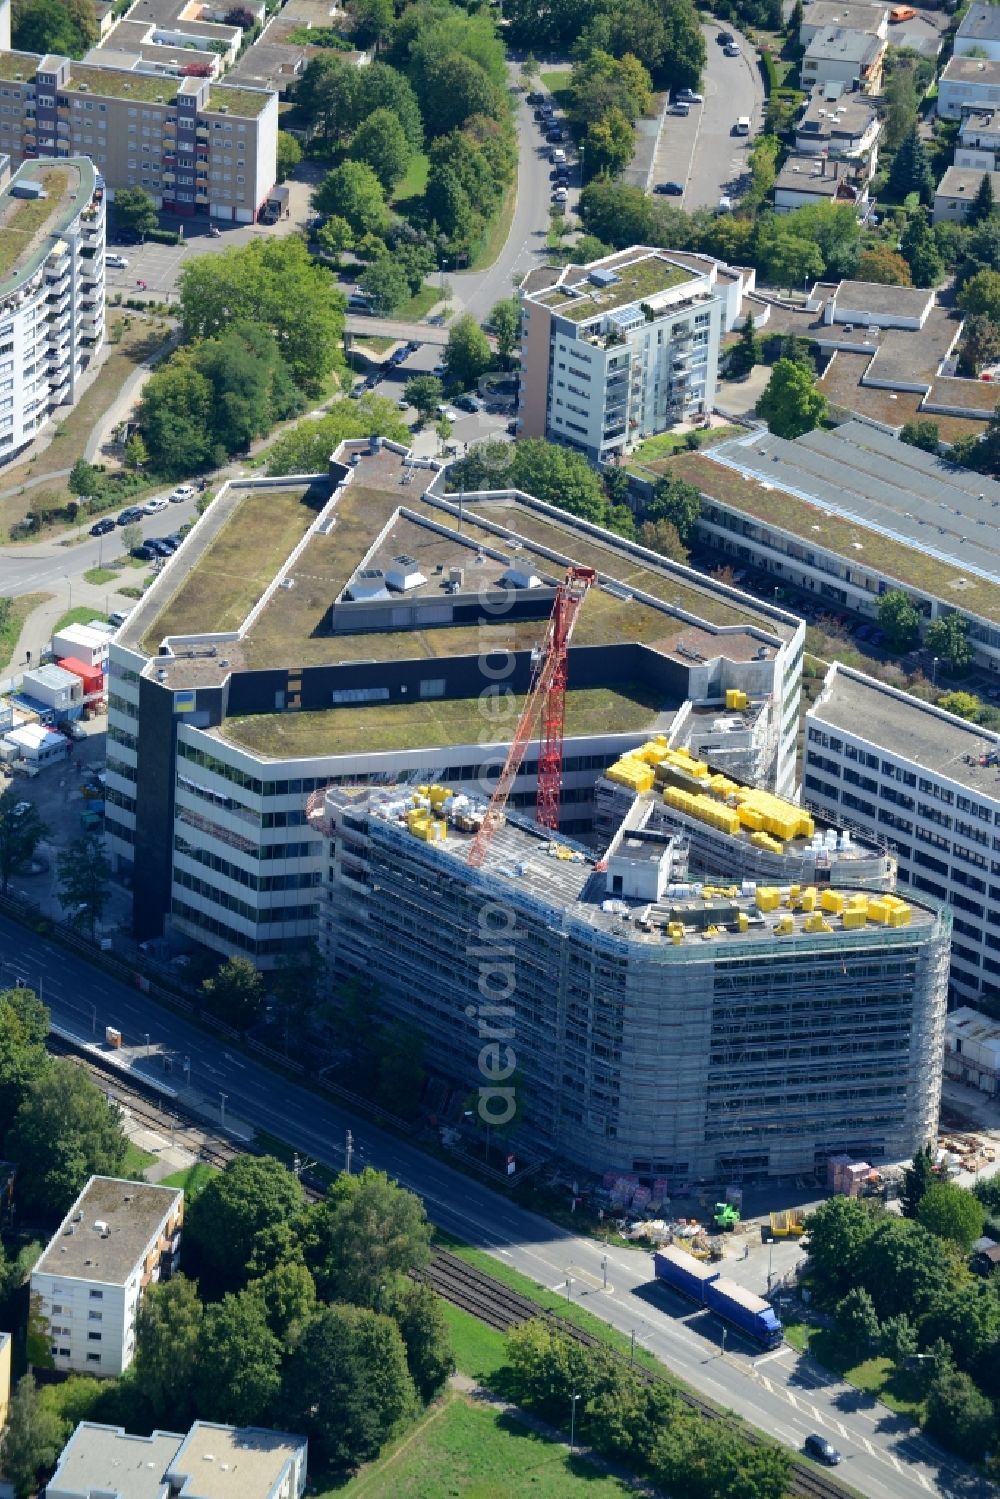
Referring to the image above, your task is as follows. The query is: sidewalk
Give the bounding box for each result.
[84,328,182,463]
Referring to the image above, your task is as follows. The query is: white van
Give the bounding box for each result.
[735,115,751,135]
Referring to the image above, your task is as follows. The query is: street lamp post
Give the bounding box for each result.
[601,1255,608,1289]
[565,1272,573,1301]
[91,1003,97,1037]
[144,1031,150,1057]
[219,1092,227,1130]
[66,574,72,610]
[569,1392,580,1453]
[721,1326,728,1357]
[932,655,939,687]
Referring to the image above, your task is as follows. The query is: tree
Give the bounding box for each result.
[883,55,918,152]
[201,955,266,1031]
[352,0,393,46]
[313,160,387,236]
[881,1312,918,1364]
[194,1291,282,1426]
[917,1181,985,1250]
[133,1275,203,1427]
[404,374,443,423]
[569,50,652,127]
[359,258,411,315]
[281,1304,417,1469]
[178,237,345,395]
[877,590,922,652]
[958,267,1000,324]
[856,245,913,286]
[756,219,825,288]
[803,1197,878,1297]
[444,313,493,389]
[56,834,111,939]
[0,985,49,1147]
[644,475,701,542]
[728,314,761,378]
[899,420,940,454]
[123,432,148,470]
[185,1155,305,1293]
[349,109,411,194]
[12,0,96,57]
[113,187,158,242]
[489,297,520,365]
[68,459,100,498]
[137,360,214,477]
[957,313,1000,377]
[900,212,944,288]
[387,1281,456,1401]
[435,413,452,454]
[508,439,608,522]
[888,125,934,205]
[757,359,827,438]
[0,1375,65,1498]
[357,63,423,151]
[926,612,973,674]
[305,1167,432,1306]
[263,398,410,474]
[835,1286,880,1354]
[584,107,635,180]
[638,518,688,564]
[0,786,47,896]
[275,129,302,184]
[418,53,506,138]
[969,171,995,228]
[250,1258,317,1346]
[926,1365,994,1460]
[7,1062,127,1216]
[938,691,985,723]
[296,54,362,150]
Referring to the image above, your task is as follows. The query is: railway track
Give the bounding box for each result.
[54,1035,855,1499]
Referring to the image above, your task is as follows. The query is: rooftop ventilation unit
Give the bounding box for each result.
[589,268,619,287]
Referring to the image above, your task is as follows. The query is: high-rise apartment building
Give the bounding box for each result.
[0,49,276,221]
[517,247,752,462]
[0,155,104,461]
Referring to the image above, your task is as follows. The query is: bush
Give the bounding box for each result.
[145,227,181,246]
[759,48,778,94]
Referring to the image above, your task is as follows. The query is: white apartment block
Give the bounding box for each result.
[804,663,1000,1002]
[953,2,1000,62]
[957,107,1000,170]
[938,56,1000,119]
[517,248,751,462]
[0,156,104,462]
[31,1177,183,1377]
[48,1422,307,1499]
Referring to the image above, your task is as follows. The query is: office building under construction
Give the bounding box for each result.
[315,746,951,1181]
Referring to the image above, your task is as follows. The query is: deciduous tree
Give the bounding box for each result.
[349,108,411,194]
[444,313,493,388]
[201,955,266,1032]
[0,1375,65,1498]
[925,612,973,674]
[958,267,1000,323]
[899,420,939,454]
[926,1365,994,1460]
[857,245,913,286]
[387,1281,456,1401]
[917,1181,985,1250]
[57,834,111,939]
[133,1276,203,1427]
[359,258,411,314]
[185,1155,304,1294]
[113,187,158,241]
[275,129,302,183]
[263,398,409,473]
[194,1290,282,1425]
[404,374,444,423]
[489,297,520,364]
[756,358,827,438]
[584,106,635,179]
[7,1062,127,1216]
[877,589,921,651]
[305,1167,432,1306]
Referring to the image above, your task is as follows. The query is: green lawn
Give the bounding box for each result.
[336,1392,636,1499]
[793,1327,927,1423]
[83,567,119,586]
[123,1140,157,1175]
[53,604,107,635]
[392,152,429,205]
[0,592,52,672]
[469,177,518,273]
[438,1302,508,1385]
[159,1162,220,1199]
[353,336,396,356]
[626,424,741,473]
[539,70,573,107]
[394,284,443,322]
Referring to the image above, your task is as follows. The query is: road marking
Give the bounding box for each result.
[786,1390,798,1409]
[810,1406,823,1423]
[754,1347,789,1366]
[916,1471,932,1489]
[836,1422,848,1439]
[223,1053,246,1069]
[864,1437,875,1455]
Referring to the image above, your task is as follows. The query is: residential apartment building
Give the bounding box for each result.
[104,439,804,962]
[773,153,870,214]
[805,662,1000,1002]
[933,165,1000,223]
[676,420,1000,677]
[317,767,949,1180]
[517,247,749,461]
[801,28,886,95]
[798,0,888,50]
[48,1422,307,1499]
[957,107,1000,170]
[0,49,276,220]
[31,1177,183,1377]
[953,2,1000,62]
[938,56,1000,120]
[0,156,104,462]
[794,85,881,178]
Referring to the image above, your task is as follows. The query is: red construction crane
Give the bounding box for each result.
[466,565,597,869]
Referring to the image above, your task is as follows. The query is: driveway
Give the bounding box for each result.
[650,23,763,210]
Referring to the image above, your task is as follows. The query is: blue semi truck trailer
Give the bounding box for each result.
[653,1246,783,1349]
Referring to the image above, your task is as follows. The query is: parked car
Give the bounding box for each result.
[169,484,196,503]
[142,495,168,514]
[655,181,684,195]
[718,194,733,211]
[734,115,751,134]
[132,543,157,561]
[676,88,703,103]
[724,42,741,55]
[717,29,735,42]
[90,517,116,537]
[670,101,690,116]
[552,186,568,202]
[108,609,131,628]
[526,91,544,104]
[804,1435,841,1467]
[547,128,564,142]
[148,537,174,556]
[437,404,458,421]
[404,340,420,354]
[551,148,567,164]
[397,396,410,409]
[57,719,87,741]
[432,363,447,377]
[105,253,129,269]
[533,108,548,121]
[116,506,143,525]
[455,393,482,412]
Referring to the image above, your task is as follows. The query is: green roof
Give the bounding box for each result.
[0,159,96,298]
[206,83,274,116]
[65,65,181,104]
[539,256,696,325]
[0,51,39,83]
[672,450,1000,625]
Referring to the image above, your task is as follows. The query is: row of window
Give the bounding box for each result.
[174,837,320,892]
[173,867,317,927]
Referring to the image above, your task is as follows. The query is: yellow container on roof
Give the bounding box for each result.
[737,804,764,831]
[756,886,781,912]
[726,688,749,711]
[820,890,845,914]
[737,911,750,933]
[843,908,867,929]
[866,898,890,924]
[804,911,832,933]
[776,914,794,934]
[888,905,911,927]
[607,758,655,793]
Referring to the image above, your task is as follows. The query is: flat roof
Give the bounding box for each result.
[804,25,881,59]
[774,156,853,196]
[704,420,1000,601]
[961,106,1000,133]
[126,444,797,694]
[958,2,1000,42]
[942,55,1000,84]
[802,2,887,28]
[0,158,95,298]
[49,1426,182,1499]
[167,1425,304,1499]
[797,86,878,138]
[936,165,1000,201]
[833,280,934,317]
[34,1177,181,1286]
[529,250,700,323]
[810,664,1000,798]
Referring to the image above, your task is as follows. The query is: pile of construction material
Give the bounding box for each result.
[827,1155,880,1197]
[938,1132,996,1175]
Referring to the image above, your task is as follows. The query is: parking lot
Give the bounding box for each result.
[351,340,514,456]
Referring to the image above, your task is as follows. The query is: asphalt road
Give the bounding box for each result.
[652,24,763,211]
[4,915,988,1499]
